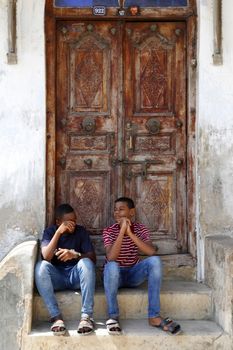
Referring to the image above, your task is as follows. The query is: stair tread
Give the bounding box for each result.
[31,319,222,336]
[34,281,211,298]
[27,320,230,350]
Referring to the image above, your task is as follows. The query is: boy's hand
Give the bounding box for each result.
[55,248,76,262]
[119,218,131,235]
[126,223,133,236]
[56,221,76,235]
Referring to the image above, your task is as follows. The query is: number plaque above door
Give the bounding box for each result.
[54,0,188,8]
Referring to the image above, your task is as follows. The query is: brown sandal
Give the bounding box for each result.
[151,317,181,335]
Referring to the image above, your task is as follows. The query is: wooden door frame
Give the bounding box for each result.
[45,0,197,259]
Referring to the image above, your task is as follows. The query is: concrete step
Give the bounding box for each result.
[33,281,212,322]
[25,319,230,350]
[96,254,196,282]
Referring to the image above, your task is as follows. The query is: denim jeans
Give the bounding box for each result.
[103,256,162,319]
[35,258,95,319]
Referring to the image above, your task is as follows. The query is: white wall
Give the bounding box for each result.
[197,0,233,279]
[0,0,46,260]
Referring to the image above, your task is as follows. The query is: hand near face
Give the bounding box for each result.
[126,222,133,236]
[57,220,76,235]
[119,217,132,235]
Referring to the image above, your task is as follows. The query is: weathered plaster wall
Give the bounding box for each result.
[197,0,233,278]
[0,0,46,260]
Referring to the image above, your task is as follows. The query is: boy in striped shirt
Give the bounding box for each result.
[103,197,181,335]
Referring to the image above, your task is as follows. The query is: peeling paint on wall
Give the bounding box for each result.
[199,126,233,234]
[0,0,46,260]
[196,0,233,279]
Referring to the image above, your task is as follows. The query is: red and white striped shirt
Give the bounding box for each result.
[103,222,150,267]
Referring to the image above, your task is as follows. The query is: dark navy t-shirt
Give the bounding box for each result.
[41,224,94,267]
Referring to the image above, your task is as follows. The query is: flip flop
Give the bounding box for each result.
[153,317,182,335]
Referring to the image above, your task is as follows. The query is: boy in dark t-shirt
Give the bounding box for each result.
[35,203,96,335]
[103,197,181,335]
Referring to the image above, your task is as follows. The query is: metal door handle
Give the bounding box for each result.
[126,122,135,151]
[111,158,164,166]
[128,135,133,150]
[82,117,96,133]
[146,118,161,134]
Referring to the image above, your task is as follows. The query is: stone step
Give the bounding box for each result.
[26,320,230,350]
[33,281,212,322]
[96,254,196,282]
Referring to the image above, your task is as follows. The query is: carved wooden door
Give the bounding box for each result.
[56,20,187,255]
[123,22,187,254]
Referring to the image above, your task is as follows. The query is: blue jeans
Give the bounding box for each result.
[103,256,162,319]
[35,258,95,319]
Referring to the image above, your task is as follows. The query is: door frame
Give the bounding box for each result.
[45,0,197,259]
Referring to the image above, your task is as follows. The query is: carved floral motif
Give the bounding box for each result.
[136,135,171,152]
[73,179,101,227]
[76,52,103,107]
[70,135,107,151]
[142,180,169,229]
[141,50,167,108]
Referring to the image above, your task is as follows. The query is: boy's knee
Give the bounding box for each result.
[35,260,50,273]
[147,256,162,270]
[35,260,52,282]
[104,261,120,277]
[77,257,95,273]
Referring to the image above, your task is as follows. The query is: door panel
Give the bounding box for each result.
[56,21,121,233]
[56,20,187,254]
[123,22,187,253]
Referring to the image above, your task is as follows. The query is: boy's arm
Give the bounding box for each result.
[105,221,128,261]
[41,221,75,261]
[54,249,96,264]
[126,225,157,256]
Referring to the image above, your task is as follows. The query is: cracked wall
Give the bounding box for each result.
[0,0,46,261]
[197,0,233,279]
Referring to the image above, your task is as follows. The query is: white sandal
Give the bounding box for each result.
[50,319,66,336]
[106,318,122,335]
[77,316,94,335]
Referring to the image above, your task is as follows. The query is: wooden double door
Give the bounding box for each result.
[55,20,187,255]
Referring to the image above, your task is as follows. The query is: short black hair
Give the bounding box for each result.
[55,203,74,219]
[115,197,135,209]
